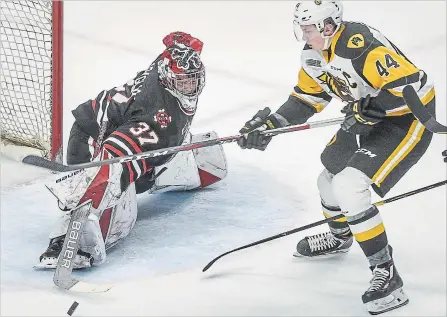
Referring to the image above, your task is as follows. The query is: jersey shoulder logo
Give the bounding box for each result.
[347,33,365,48]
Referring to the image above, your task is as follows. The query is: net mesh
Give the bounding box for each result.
[0,0,54,157]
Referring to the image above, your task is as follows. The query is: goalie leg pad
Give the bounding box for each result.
[46,211,106,267]
[103,183,138,249]
[149,147,201,193]
[81,213,106,266]
[45,155,130,266]
[149,131,227,193]
[45,157,124,212]
[192,131,228,188]
[46,183,137,264]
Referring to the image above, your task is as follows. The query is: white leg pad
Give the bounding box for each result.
[150,147,201,193]
[49,211,71,239]
[81,213,106,266]
[149,131,227,193]
[191,131,228,187]
[45,162,123,212]
[48,211,106,266]
[103,183,138,249]
[48,183,137,265]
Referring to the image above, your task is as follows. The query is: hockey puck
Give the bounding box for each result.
[67,301,79,316]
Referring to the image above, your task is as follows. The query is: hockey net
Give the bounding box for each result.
[0,0,63,160]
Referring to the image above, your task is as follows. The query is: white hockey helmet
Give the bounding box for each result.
[293,0,343,49]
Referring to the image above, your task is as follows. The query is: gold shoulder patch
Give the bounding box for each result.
[347,33,364,48]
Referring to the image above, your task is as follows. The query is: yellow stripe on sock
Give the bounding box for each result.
[353,223,385,242]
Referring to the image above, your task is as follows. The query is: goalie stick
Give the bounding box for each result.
[54,200,113,293]
[22,117,345,172]
[403,85,447,134]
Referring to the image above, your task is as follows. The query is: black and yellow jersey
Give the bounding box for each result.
[280,21,435,122]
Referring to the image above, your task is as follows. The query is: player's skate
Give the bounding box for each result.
[34,235,93,270]
[362,253,409,315]
[293,231,353,257]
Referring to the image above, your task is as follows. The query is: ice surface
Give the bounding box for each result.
[1,1,445,316]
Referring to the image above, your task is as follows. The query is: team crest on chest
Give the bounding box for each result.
[317,72,356,102]
[154,109,172,128]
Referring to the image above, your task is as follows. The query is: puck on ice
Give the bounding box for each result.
[67,301,79,316]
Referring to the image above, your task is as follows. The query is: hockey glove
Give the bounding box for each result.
[162,31,203,54]
[341,95,386,135]
[443,150,447,163]
[238,107,284,151]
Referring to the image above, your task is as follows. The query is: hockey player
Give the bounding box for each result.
[238,1,435,315]
[37,32,227,269]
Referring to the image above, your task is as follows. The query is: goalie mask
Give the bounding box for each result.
[158,43,205,115]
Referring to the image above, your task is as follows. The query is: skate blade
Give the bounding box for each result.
[33,262,57,270]
[366,287,409,315]
[34,258,92,270]
[292,248,350,258]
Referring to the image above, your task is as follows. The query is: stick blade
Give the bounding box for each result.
[202,262,213,272]
[70,281,113,293]
[403,85,447,134]
[403,85,431,122]
[23,155,71,172]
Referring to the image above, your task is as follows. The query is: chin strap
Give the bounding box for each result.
[321,23,341,50]
[323,36,333,50]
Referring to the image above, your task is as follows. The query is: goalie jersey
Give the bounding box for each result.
[69,55,194,189]
[277,21,435,124]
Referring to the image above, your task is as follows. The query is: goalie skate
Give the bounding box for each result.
[34,235,93,270]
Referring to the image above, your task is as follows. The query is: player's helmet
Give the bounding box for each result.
[293,0,343,49]
[158,43,205,115]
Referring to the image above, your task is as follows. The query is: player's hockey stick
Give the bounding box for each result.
[54,200,113,293]
[22,117,345,172]
[202,179,447,272]
[403,85,447,134]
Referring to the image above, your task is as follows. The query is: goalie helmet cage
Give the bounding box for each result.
[0,0,63,161]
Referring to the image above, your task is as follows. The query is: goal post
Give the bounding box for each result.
[0,0,63,161]
[51,0,63,160]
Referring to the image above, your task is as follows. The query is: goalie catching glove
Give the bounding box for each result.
[341,95,386,135]
[238,107,287,151]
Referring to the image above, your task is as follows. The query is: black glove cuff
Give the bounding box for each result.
[266,113,288,130]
